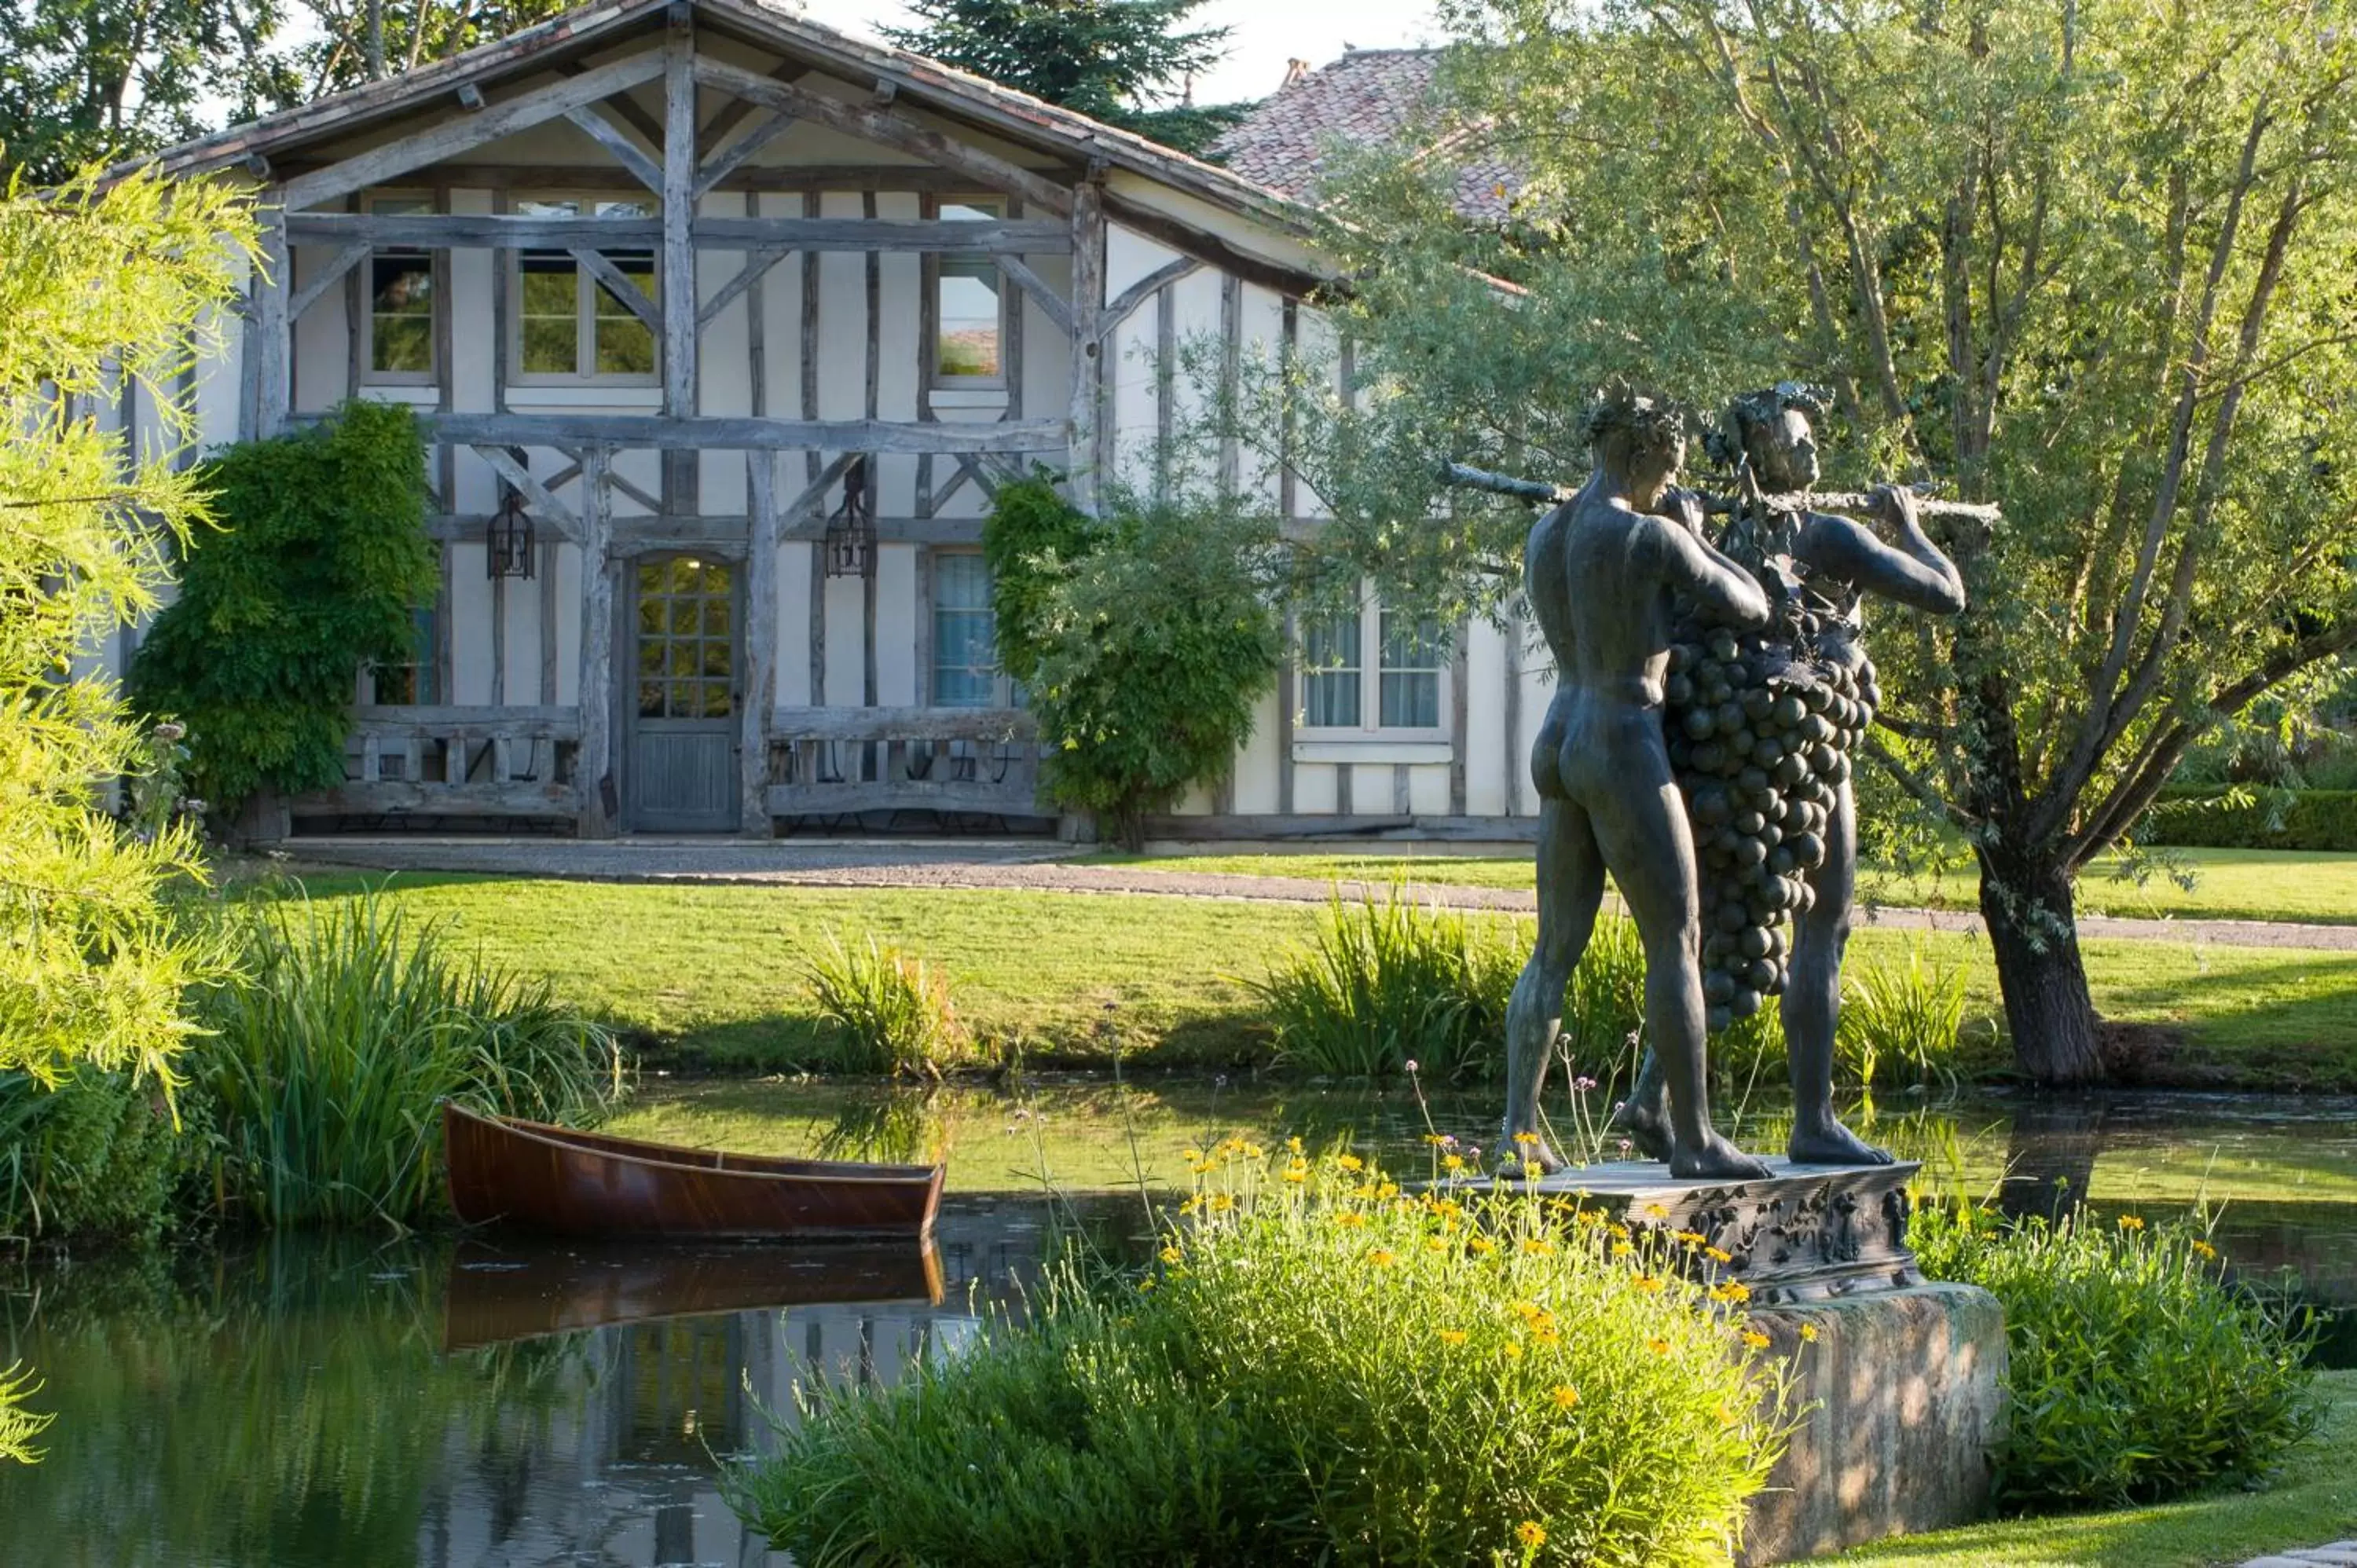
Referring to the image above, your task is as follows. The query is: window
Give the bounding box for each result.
[932,552,1000,706]
[373,606,441,705]
[1299,588,1446,734]
[364,196,434,382]
[934,200,1005,384]
[513,198,658,380]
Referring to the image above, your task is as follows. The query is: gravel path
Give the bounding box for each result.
[277,837,2357,952]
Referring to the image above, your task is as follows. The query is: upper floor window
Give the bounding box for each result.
[932,551,1001,706]
[512,198,658,382]
[934,199,1005,385]
[1299,587,1446,734]
[363,195,434,383]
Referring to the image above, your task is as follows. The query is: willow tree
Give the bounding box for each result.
[0,167,254,1088]
[1283,0,2357,1083]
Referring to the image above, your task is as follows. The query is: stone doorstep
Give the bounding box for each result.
[2243,1550,2357,1568]
[1441,1158,1924,1305]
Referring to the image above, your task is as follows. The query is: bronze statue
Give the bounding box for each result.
[1616,386,1967,1167]
[1501,387,1777,1181]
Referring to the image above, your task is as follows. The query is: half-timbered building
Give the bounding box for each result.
[108,2,1556,841]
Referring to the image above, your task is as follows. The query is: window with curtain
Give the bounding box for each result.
[365,196,434,381]
[933,552,999,706]
[1301,609,1362,729]
[514,198,658,379]
[1378,610,1443,728]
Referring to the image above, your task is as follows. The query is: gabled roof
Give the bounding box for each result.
[123,0,1320,240]
[1208,49,1518,224]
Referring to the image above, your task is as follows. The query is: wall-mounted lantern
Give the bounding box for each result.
[488,483,536,581]
[824,455,874,578]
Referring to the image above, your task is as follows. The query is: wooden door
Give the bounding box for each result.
[626,555,741,833]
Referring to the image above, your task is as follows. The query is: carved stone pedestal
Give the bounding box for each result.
[1453,1160,2005,1563]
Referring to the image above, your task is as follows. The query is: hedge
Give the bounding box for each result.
[2140,786,2357,852]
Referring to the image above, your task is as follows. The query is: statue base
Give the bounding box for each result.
[1449,1160,2004,1561]
[1451,1158,1923,1303]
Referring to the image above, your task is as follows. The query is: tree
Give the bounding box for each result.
[986,478,1284,849]
[1274,0,2357,1083]
[0,0,290,181]
[285,0,574,97]
[882,0,1249,153]
[0,166,254,1087]
[130,398,439,814]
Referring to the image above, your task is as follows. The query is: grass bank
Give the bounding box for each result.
[1103,845,2357,927]
[243,870,2357,1090]
[1834,1369,2357,1566]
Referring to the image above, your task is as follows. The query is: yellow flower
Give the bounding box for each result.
[1517,1521,1546,1548]
[1551,1384,1579,1410]
[1642,1203,1668,1218]
[1709,1281,1752,1304]
[1190,1160,1218,1175]
[1337,1154,1365,1172]
[1469,1236,1498,1256]
[1799,1324,1820,1343]
[1284,1163,1308,1184]
[1287,1136,1303,1154]
[1211,1192,1235,1212]
[1351,1183,1377,1200]
[2117,1214,2146,1231]
[1442,1154,1466,1172]
[1512,1299,1546,1322]
[1501,1341,1523,1360]
[1241,1142,1266,1160]
[1521,1236,1555,1255]
[1138,1277,1157,1292]
[1439,1328,1469,1346]
[1741,1329,1769,1349]
[1182,1147,1204,1163]
[1522,1160,1544,1181]
[1717,1399,1739,1427]
[1513,1130,1540,1145]
[1703,1247,1733,1265]
[1611,1240,1633,1258]
[1427,1237,1449,1253]
[1178,1198,1198,1215]
[1336,1211,1369,1229]
[1632,1273,1663,1293]
[1646,1336,1670,1355]
[2191,1239,2218,1259]
[1369,1247,1397,1267]
[1160,1245,1183,1265]
[1672,1229,1706,1246]
[1532,1324,1560,1345]
[1377,1181,1400,1200]
[1424,1133,1448,1146]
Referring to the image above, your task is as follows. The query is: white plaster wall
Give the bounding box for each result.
[874,544,918,706]
[1232,687,1281,815]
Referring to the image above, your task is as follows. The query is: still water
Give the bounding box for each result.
[5,1079,2355,1567]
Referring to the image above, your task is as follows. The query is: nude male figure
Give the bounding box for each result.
[1501,389,1776,1181]
[1619,388,1967,1166]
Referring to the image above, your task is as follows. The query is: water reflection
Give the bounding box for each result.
[0,1196,1144,1568]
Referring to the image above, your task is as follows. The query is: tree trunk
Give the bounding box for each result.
[1978,850,2106,1084]
[1996,1095,2106,1223]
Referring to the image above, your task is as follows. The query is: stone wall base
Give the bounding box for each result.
[1742,1281,2007,1565]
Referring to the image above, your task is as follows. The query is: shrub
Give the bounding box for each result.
[731,1151,1789,1565]
[1911,1203,2319,1506]
[984,478,1284,849]
[803,935,972,1079]
[1252,888,1524,1079]
[190,892,624,1229]
[0,1068,205,1247]
[2140,785,2357,852]
[129,398,440,814]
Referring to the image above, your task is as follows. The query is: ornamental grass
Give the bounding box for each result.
[729,1145,1794,1566]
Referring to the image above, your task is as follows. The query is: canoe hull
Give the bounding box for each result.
[443,1102,944,1240]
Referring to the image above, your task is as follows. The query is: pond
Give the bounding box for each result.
[6,1079,2355,1566]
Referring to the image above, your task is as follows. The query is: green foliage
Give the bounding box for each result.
[0,1068,203,1247]
[730,1151,1789,1565]
[1252,888,1524,1080]
[986,482,1284,848]
[802,934,973,1079]
[981,476,1099,686]
[2143,786,2357,853]
[1557,914,1645,1072]
[189,891,625,1229]
[880,0,1230,128]
[0,168,252,1089]
[131,399,438,813]
[289,0,573,98]
[1288,0,2357,1081]
[0,1364,49,1467]
[1912,1204,2319,1507]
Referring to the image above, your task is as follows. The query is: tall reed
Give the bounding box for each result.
[802,934,973,1078]
[1250,888,1526,1079]
[192,892,623,1229]
[1838,943,1967,1087]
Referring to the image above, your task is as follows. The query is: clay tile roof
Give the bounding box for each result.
[1208,49,1518,224]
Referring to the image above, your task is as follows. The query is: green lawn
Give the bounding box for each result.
[1096,845,2357,926]
[1834,1370,2357,1566]
[249,870,2357,1087]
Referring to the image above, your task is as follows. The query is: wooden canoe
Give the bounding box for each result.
[442,1102,944,1240]
[441,1237,945,1350]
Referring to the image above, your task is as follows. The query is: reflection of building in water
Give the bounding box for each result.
[412,1200,1096,1566]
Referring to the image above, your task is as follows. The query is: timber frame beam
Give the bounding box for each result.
[282,211,1072,252]
[414,411,1070,453]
